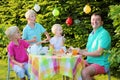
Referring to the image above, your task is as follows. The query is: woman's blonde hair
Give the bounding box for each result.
[51,24,63,34]
[25,9,36,19]
[5,26,19,40]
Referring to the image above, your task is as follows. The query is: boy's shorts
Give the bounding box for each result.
[13,62,30,79]
[84,60,108,75]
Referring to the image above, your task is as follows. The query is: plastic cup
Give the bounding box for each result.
[72,48,78,55]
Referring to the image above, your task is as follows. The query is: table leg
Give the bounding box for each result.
[66,76,70,80]
[63,76,70,80]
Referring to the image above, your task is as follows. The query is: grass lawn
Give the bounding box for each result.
[0,59,119,80]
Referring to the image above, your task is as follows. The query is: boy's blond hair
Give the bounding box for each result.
[5,26,19,40]
[25,9,36,19]
[51,24,63,34]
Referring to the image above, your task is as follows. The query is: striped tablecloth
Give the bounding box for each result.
[28,54,84,80]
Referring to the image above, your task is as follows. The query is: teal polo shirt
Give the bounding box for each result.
[86,26,111,69]
[22,23,46,44]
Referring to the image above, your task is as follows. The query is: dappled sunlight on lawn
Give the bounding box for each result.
[95,74,118,80]
[0,60,17,80]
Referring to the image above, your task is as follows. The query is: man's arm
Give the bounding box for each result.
[79,47,104,57]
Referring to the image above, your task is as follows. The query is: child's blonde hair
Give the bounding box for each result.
[51,24,63,34]
[25,9,36,19]
[5,26,19,40]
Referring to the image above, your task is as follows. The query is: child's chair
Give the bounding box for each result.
[7,54,18,80]
[107,69,111,80]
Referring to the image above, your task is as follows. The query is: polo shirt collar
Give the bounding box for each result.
[92,26,103,34]
[95,26,103,33]
[11,39,20,46]
[26,23,36,30]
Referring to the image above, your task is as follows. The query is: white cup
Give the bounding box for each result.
[40,47,48,55]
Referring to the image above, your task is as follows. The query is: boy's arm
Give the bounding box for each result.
[60,36,65,46]
[36,31,50,45]
[44,31,50,41]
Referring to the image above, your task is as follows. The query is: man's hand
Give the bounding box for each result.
[78,49,87,55]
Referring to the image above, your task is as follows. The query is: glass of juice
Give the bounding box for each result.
[72,48,78,55]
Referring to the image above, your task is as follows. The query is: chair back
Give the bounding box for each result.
[107,69,111,80]
[7,54,11,80]
[6,54,18,80]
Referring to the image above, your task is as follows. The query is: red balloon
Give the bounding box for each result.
[66,17,73,26]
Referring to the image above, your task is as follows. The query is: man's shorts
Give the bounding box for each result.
[84,60,108,75]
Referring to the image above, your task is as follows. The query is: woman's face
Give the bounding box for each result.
[91,15,103,30]
[28,14,36,24]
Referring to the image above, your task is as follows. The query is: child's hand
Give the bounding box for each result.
[36,39,49,45]
[42,39,49,43]
[18,63,24,68]
[31,36,37,42]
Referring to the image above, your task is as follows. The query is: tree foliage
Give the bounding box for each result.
[108,5,120,76]
[0,0,120,76]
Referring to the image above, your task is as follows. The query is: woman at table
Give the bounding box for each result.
[79,12,111,80]
[49,24,66,53]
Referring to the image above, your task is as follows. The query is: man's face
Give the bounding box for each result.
[91,15,103,30]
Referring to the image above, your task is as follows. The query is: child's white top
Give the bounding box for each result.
[50,36,64,51]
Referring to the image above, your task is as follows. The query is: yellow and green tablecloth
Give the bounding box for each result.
[28,54,84,80]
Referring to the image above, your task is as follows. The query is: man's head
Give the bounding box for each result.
[91,12,103,30]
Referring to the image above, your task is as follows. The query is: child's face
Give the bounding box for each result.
[55,27,62,36]
[12,30,21,40]
[28,14,36,24]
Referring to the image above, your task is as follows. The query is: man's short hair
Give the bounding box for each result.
[92,12,103,21]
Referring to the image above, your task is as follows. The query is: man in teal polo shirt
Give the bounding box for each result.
[79,12,111,80]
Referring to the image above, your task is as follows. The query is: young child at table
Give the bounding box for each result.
[5,26,30,80]
[22,9,50,45]
[49,24,66,54]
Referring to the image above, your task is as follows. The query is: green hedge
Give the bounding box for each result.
[0,0,120,77]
